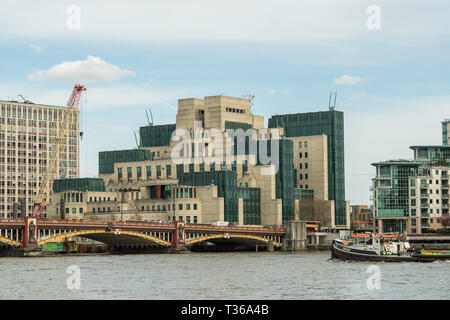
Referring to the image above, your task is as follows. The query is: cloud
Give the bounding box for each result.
[28,56,135,82]
[349,92,368,100]
[333,75,365,85]
[29,44,43,53]
[2,1,450,45]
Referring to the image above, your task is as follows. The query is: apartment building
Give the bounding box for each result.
[0,100,79,217]
[372,123,450,234]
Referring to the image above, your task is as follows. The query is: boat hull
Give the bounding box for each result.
[331,241,436,262]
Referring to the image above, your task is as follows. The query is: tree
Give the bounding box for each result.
[438,216,450,228]
[297,199,331,227]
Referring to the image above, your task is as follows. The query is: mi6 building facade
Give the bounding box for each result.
[268,108,347,227]
[49,95,348,228]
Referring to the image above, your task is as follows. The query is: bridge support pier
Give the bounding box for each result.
[282,220,306,251]
[267,241,274,252]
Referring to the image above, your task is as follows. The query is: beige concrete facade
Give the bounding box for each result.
[47,95,333,227]
[407,167,450,234]
[288,134,328,200]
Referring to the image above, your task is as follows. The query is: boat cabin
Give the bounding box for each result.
[344,233,410,255]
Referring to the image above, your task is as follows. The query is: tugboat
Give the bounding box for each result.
[331,232,449,262]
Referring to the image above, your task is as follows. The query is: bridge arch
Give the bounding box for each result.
[38,230,171,247]
[186,234,282,247]
[0,236,22,247]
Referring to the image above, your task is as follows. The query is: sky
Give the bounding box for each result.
[1,0,449,205]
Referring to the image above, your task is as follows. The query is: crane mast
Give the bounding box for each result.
[32,84,86,217]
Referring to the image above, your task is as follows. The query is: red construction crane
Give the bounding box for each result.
[32,84,86,217]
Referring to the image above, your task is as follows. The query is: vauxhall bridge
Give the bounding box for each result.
[0,217,291,255]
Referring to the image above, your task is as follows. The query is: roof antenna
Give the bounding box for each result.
[18,94,32,104]
[329,92,337,110]
[146,107,154,126]
[242,93,255,111]
[134,131,142,149]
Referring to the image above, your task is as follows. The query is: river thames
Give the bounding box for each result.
[0,251,448,299]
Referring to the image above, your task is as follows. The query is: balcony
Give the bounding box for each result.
[420,202,429,208]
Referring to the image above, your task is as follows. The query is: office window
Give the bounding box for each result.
[186,216,191,224]
[146,166,151,178]
[167,165,171,177]
[194,216,198,224]
[193,204,197,210]
[127,167,132,179]
[156,165,161,177]
[72,208,76,214]
[178,204,183,210]
[186,204,191,210]
[137,166,142,178]
[79,208,83,214]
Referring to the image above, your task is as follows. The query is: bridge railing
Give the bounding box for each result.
[36,218,174,228]
[185,223,285,233]
[0,218,25,223]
